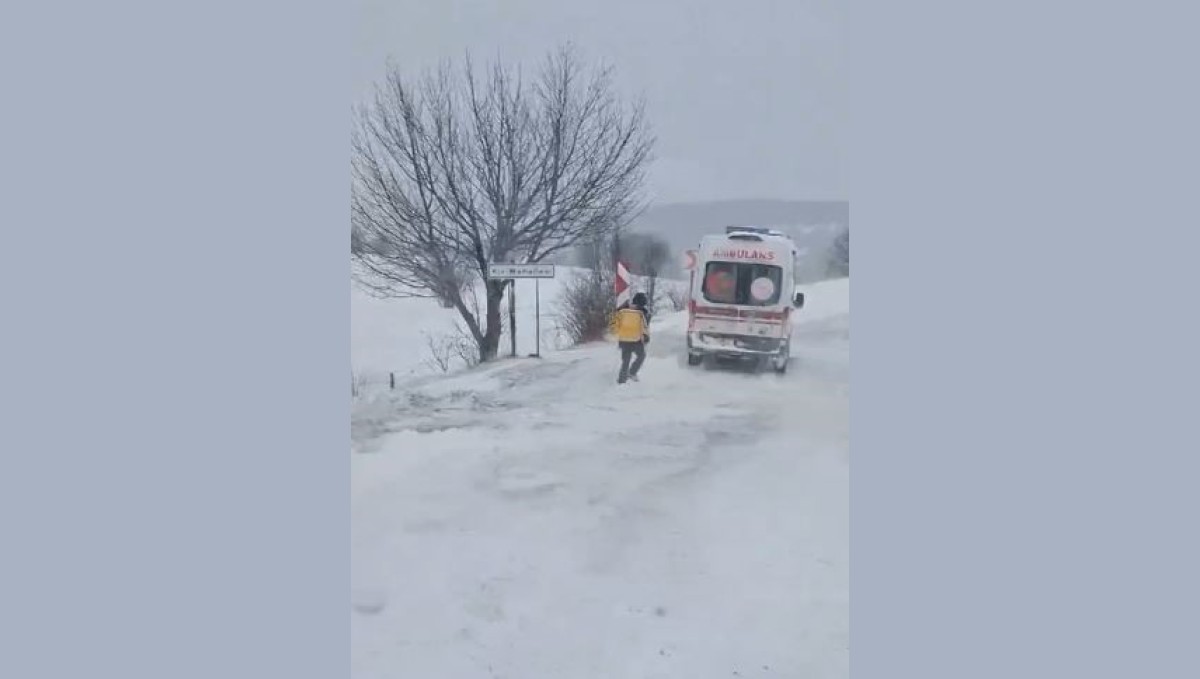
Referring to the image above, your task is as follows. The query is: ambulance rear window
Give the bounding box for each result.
[702,262,783,306]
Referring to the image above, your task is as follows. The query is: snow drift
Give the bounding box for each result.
[351,276,849,678]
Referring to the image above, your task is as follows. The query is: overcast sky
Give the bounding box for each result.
[353,0,844,205]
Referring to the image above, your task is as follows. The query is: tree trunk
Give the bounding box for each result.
[479,280,507,362]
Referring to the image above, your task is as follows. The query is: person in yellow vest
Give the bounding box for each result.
[611,292,651,384]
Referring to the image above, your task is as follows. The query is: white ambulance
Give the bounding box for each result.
[684,226,806,373]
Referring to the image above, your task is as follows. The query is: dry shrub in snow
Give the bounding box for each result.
[557,267,616,345]
[422,324,482,373]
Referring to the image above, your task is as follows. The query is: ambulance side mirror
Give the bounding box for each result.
[793,292,805,308]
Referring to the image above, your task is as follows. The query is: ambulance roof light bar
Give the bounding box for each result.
[725,225,788,240]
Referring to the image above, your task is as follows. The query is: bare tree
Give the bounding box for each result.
[618,233,670,307]
[351,44,654,362]
[826,227,849,278]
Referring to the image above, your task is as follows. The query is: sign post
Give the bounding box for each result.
[509,280,517,357]
[487,263,556,358]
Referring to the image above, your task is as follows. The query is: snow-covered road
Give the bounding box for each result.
[351,278,849,678]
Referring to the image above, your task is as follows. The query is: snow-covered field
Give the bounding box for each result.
[351,274,568,392]
[351,276,849,678]
[351,267,683,393]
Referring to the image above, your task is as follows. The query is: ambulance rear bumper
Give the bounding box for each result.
[687,331,784,357]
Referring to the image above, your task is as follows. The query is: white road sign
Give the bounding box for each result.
[487,263,556,279]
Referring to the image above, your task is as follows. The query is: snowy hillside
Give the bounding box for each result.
[351,276,849,678]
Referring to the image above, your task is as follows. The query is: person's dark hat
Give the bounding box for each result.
[632,292,648,306]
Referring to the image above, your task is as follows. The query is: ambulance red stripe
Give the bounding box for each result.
[691,305,789,322]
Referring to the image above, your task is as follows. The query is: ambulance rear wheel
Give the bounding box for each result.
[687,353,704,367]
[773,342,791,374]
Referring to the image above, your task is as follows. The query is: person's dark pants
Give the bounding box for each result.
[618,340,646,383]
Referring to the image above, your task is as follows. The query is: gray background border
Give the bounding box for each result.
[854,0,1199,677]
[2,0,1198,676]
[1,0,345,676]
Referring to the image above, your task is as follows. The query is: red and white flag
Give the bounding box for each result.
[615,260,632,306]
